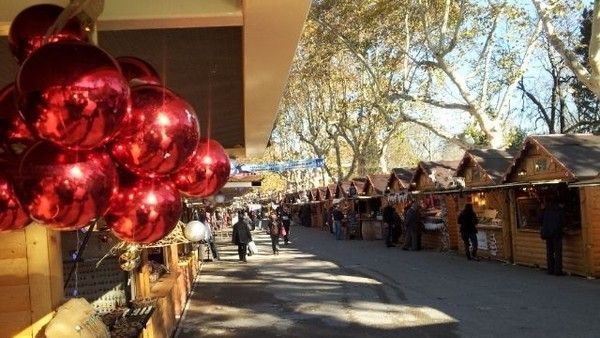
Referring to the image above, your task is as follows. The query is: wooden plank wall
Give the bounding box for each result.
[512,230,586,276]
[445,196,460,250]
[581,186,600,277]
[0,224,64,338]
[0,230,31,337]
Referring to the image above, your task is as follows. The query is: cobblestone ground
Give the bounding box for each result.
[176,226,600,338]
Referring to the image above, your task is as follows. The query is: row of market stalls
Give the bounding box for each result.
[285,134,600,278]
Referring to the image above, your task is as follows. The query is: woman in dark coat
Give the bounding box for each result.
[267,211,283,255]
[458,203,479,260]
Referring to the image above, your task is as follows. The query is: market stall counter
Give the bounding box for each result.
[409,161,460,251]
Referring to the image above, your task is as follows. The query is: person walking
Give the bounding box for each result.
[267,211,282,255]
[382,204,396,247]
[458,203,479,260]
[199,214,220,261]
[402,202,421,251]
[232,212,252,262]
[540,198,565,275]
[279,206,292,245]
[332,204,344,240]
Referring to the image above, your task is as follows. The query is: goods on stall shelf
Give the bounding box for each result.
[409,161,460,251]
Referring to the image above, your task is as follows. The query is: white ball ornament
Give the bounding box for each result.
[184,220,207,242]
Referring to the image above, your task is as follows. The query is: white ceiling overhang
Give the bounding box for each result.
[0,0,310,157]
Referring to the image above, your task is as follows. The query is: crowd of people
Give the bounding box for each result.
[231,205,293,262]
[199,196,565,276]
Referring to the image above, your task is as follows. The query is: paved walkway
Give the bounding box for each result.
[176,226,600,338]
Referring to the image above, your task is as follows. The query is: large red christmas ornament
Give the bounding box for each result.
[116,56,161,86]
[0,83,35,149]
[0,174,29,232]
[171,138,230,197]
[8,4,89,64]
[110,85,200,177]
[14,142,117,230]
[106,174,181,244]
[17,41,130,150]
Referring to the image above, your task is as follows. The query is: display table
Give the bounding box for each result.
[105,304,156,338]
[360,219,384,240]
[458,224,506,261]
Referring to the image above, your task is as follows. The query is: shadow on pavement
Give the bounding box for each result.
[177,230,460,338]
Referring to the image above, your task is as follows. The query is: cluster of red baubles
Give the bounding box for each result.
[0,5,231,243]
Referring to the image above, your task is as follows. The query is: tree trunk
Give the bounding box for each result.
[379,142,389,173]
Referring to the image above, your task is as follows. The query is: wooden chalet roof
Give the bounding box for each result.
[391,167,414,189]
[318,187,328,200]
[504,134,600,182]
[327,183,338,198]
[366,174,390,195]
[311,188,320,201]
[351,178,368,195]
[456,149,515,184]
[338,181,352,197]
[411,160,460,190]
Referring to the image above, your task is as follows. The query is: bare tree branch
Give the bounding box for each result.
[532,0,600,96]
[390,93,472,110]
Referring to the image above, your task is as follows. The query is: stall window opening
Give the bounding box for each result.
[515,184,581,230]
[534,158,548,172]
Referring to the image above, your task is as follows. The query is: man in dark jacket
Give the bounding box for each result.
[540,199,565,275]
[382,204,396,247]
[402,202,421,251]
[232,212,253,262]
[332,205,344,240]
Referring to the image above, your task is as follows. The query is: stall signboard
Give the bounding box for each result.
[476,232,488,250]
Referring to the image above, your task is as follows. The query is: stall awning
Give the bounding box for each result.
[355,195,384,199]
[569,178,600,187]
[411,179,569,195]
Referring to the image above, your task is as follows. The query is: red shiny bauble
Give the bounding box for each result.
[106,174,181,244]
[14,142,117,230]
[0,174,29,232]
[110,85,200,177]
[8,4,89,64]
[17,41,130,151]
[116,56,161,86]
[0,83,36,149]
[171,138,231,197]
